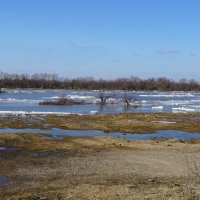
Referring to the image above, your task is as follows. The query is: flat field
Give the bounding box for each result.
[0,113,200,199]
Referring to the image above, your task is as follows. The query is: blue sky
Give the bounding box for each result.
[0,0,200,80]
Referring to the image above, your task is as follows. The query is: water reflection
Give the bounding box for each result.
[0,128,200,140]
[0,176,9,186]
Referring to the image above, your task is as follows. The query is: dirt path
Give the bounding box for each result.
[0,135,200,199]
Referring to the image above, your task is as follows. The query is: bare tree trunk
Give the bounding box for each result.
[124,98,130,107]
[99,90,111,105]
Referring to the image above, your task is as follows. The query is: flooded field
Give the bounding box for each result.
[0,128,200,140]
[0,89,199,114]
[0,91,200,199]
[1,131,200,200]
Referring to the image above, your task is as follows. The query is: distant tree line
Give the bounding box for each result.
[0,72,199,91]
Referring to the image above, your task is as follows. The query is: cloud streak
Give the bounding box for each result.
[112,58,120,63]
[132,52,140,56]
[189,52,196,57]
[157,50,181,55]
[69,41,102,50]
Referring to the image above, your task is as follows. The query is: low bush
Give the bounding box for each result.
[39,97,82,106]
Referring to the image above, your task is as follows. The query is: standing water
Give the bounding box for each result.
[0,89,199,114]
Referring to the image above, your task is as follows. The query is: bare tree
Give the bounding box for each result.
[99,90,112,105]
[123,93,132,107]
[0,71,199,91]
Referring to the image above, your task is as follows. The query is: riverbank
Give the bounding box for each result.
[0,133,200,199]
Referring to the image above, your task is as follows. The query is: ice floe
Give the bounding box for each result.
[172,107,196,113]
[152,106,164,110]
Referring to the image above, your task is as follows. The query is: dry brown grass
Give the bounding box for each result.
[1,133,200,199]
[0,113,200,199]
[0,112,200,133]
[43,112,200,133]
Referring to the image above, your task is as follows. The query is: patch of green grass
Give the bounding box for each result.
[31,194,40,200]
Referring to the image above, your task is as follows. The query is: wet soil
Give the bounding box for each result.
[0,133,200,199]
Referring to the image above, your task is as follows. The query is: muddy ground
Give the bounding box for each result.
[0,132,200,200]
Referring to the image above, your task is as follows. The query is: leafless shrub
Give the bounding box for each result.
[99,90,113,105]
[123,92,142,109]
[39,97,82,106]
[123,93,133,107]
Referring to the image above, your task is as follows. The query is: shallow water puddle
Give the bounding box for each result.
[192,116,200,120]
[0,176,9,186]
[0,128,200,140]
